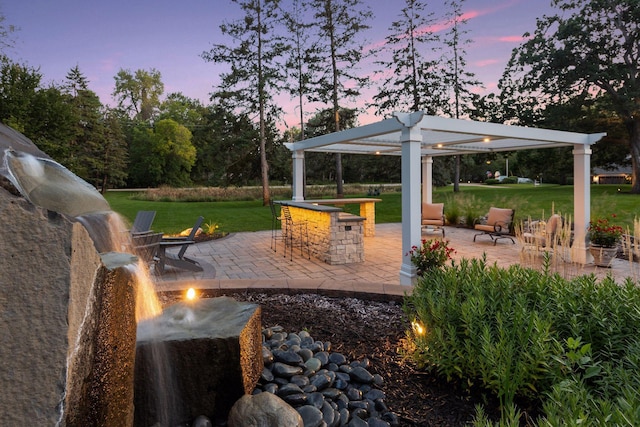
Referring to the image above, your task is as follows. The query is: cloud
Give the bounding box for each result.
[498,35,528,43]
[475,59,500,68]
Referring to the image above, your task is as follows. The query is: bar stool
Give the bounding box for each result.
[269,200,284,252]
[280,205,310,260]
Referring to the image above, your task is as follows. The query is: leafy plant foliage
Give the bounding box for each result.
[404,258,640,424]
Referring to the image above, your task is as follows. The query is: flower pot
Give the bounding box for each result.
[589,244,618,267]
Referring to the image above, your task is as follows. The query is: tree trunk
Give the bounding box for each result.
[101,175,108,194]
[257,2,270,206]
[630,118,640,194]
[336,153,343,198]
[453,155,460,192]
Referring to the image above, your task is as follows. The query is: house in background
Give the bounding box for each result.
[592,165,632,184]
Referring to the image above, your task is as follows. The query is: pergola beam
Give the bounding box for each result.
[285,113,607,286]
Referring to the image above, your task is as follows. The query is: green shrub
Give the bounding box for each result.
[485,178,500,185]
[403,261,640,425]
[444,195,461,226]
[459,194,483,227]
[502,176,518,184]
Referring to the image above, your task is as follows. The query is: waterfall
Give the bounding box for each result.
[3,147,178,423]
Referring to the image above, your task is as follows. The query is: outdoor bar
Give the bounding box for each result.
[277,201,365,265]
[300,198,381,237]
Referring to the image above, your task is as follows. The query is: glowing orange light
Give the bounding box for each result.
[412,321,425,335]
[436,143,443,148]
[483,137,490,143]
[186,288,197,301]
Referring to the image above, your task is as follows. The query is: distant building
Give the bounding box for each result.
[592,165,632,184]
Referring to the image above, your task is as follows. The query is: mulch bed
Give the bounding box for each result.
[165,291,505,427]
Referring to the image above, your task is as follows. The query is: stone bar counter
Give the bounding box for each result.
[277,201,366,265]
[301,198,381,237]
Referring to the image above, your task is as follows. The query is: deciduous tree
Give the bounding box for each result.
[505,0,640,192]
[128,119,195,187]
[112,68,164,122]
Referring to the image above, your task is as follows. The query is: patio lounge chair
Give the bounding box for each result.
[131,232,163,265]
[473,207,515,245]
[130,210,156,235]
[156,216,204,273]
[421,202,445,237]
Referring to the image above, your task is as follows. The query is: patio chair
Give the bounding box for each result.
[156,216,204,273]
[281,205,310,261]
[473,207,515,245]
[522,214,563,252]
[421,202,445,238]
[130,210,156,235]
[131,232,163,265]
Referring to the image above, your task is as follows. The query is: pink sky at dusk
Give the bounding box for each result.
[2,0,554,129]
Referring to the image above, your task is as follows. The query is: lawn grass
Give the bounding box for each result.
[104,184,638,234]
[105,191,273,234]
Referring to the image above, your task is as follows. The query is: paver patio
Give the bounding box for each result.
[154,223,638,297]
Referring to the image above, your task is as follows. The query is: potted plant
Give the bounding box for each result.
[588,215,624,267]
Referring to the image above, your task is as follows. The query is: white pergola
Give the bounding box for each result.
[285,112,606,286]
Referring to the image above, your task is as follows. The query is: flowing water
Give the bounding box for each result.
[3,148,176,422]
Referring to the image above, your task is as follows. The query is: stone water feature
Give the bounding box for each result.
[0,123,262,426]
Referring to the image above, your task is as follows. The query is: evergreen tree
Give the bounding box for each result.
[63,66,105,181]
[309,0,372,197]
[282,0,319,139]
[441,0,480,192]
[371,0,445,116]
[202,0,285,205]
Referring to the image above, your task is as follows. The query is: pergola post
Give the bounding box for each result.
[572,145,592,264]
[291,150,305,201]
[422,156,433,203]
[397,113,424,286]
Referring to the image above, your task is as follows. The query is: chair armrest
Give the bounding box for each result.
[160,240,195,248]
[161,236,188,242]
[493,221,510,233]
[131,230,155,236]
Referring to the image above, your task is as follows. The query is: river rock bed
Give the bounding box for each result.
[257,325,399,426]
[159,291,492,426]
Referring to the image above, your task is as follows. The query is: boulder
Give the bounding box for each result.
[0,186,138,426]
[228,392,303,427]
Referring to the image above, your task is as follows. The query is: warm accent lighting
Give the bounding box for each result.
[375,151,380,155]
[436,143,443,148]
[412,321,425,336]
[186,288,197,301]
[483,137,490,142]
